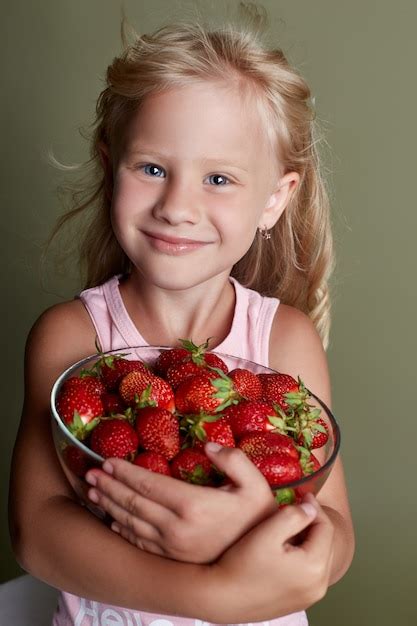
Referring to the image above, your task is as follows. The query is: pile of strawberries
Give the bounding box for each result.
[56,340,329,503]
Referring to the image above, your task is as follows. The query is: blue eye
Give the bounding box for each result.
[207,174,230,186]
[142,164,166,177]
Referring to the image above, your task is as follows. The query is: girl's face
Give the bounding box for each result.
[109,81,295,291]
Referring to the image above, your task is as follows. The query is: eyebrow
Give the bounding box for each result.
[201,158,248,172]
[125,147,248,172]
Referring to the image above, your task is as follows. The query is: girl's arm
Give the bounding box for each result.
[9,301,334,621]
[9,302,209,615]
[269,304,355,584]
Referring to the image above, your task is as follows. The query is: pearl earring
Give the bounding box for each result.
[258,225,271,240]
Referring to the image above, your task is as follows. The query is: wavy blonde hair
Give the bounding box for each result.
[50,10,335,348]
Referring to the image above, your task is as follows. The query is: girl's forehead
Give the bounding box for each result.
[120,81,279,168]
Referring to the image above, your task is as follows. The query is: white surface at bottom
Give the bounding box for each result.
[0,574,58,626]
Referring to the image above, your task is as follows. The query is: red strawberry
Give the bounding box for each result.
[228,369,262,401]
[175,373,239,415]
[101,392,126,415]
[133,451,172,476]
[203,352,228,372]
[154,347,189,377]
[119,371,175,412]
[166,361,206,389]
[90,418,138,459]
[253,452,303,486]
[161,338,229,379]
[135,406,180,460]
[258,373,308,411]
[195,419,235,449]
[178,338,228,372]
[62,375,106,397]
[310,452,321,472]
[182,413,236,449]
[222,400,281,439]
[64,445,91,478]
[297,417,329,450]
[170,448,214,485]
[56,382,103,437]
[97,355,150,392]
[238,431,299,460]
[165,340,229,389]
[294,444,323,478]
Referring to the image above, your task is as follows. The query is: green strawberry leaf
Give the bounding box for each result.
[200,413,223,423]
[124,407,136,426]
[312,421,327,433]
[211,374,232,387]
[182,464,210,485]
[135,386,157,408]
[180,337,214,365]
[79,368,98,378]
[267,416,287,432]
[179,338,199,352]
[301,428,312,448]
[195,424,207,440]
[216,398,238,412]
[273,488,296,506]
[85,417,100,431]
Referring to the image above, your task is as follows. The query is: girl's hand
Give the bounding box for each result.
[85,443,278,563]
[209,495,335,623]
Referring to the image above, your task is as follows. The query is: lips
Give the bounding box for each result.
[143,231,212,255]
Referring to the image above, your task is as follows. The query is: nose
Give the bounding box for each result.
[152,177,200,226]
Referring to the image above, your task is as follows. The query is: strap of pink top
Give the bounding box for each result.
[101,276,146,348]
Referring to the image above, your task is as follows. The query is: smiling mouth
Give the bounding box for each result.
[143,231,212,254]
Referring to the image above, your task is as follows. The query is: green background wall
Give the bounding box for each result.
[2,1,416,624]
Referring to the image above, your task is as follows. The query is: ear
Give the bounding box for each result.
[259,171,300,230]
[98,141,113,200]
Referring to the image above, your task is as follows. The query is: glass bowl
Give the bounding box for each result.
[51,346,340,516]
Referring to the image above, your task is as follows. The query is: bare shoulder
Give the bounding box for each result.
[28,298,96,354]
[269,303,331,406]
[25,298,97,399]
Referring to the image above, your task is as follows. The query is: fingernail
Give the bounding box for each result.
[102,461,114,474]
[111,522,120,534]
[85,472,97,486]
[205,442,222,453]
[300,502,317,517]
[88,489,99,503]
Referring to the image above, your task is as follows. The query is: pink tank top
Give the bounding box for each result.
[52,274,308,626]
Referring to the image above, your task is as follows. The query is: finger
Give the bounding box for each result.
[119,527,166,557]
[86,469,176,530]
[88,485,162,543]
[253,496,319,546]
[297,496,335,562]
[95,458,202,512]
[112,522,165,556]
[204,443,269,490]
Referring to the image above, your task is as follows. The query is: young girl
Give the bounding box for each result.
[9,11,354,626]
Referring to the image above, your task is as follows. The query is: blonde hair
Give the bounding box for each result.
[50,11,335,348]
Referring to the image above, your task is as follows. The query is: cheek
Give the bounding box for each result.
[111,176,150,223]
[216,191,265,232]
[212,202,259,251]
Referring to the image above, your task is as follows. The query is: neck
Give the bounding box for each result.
[119,271,236,349]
